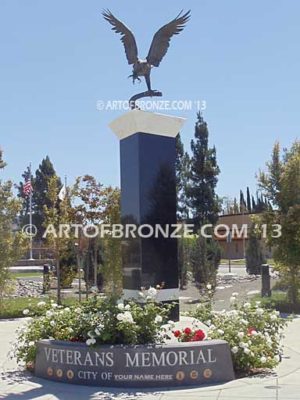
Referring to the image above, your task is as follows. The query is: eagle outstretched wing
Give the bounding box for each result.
[147,10,191,67]
[102,9,138,65]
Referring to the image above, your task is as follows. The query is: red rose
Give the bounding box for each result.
[173,330,181,338]
[194,329,206,341]
[184,327,192,335]
[247,327,256,335]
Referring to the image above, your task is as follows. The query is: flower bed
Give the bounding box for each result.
[12,288,236,387]
[11,287,288,380]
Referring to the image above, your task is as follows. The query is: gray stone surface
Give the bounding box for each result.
[35,339,234,388]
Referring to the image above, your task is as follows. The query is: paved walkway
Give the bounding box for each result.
[0,317,300,400]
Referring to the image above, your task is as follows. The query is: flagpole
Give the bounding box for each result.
[29,163,34,260]
[56,175,67,305]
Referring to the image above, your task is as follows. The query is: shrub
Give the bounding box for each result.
[12,289,173,366]
[189,292,287,372]
[246,227,266,275]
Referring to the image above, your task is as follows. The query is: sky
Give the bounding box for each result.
[0,0,299,201]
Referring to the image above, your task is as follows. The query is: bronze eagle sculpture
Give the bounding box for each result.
[102,9,191,94]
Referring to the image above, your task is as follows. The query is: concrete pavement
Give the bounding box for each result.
[0,317,300,400]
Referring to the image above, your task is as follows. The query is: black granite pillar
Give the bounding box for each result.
[110,110,185,321]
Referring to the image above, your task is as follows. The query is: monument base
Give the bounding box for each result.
[34,339,235,388]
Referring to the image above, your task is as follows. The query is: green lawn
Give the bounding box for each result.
[220,259,246,265]
[11,272,43,279]
[253,291,300,314]
[220,258,274,266]
[0,296,79,319]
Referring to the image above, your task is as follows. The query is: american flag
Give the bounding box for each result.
[23,177,33,196]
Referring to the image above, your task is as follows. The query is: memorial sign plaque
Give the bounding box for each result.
[35,339,235,387]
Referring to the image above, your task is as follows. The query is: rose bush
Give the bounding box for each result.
[12,290,173,366]
[173,327,206,342]
[189,291,288,372]
[12,284,288,375]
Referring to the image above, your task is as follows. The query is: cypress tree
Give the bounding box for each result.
[186,113,221,287]
[33,156,62,239]
[187,113,220,230]
[251,195,256,212]
[0,149,6,169]
[246,187,251,212]
[240,190,247,213]
[246,227,266,275]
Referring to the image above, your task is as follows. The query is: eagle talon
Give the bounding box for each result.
[128,74,141,85]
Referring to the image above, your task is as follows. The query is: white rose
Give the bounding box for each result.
[256,308,264,316]
[124,304,131,310]
[217,329,224,336]
[37,301,46,307]
[51,303,58,309]
[260,356,267,363]
[237,332,244,339]
[270,314,277,321]
[46,310,53,318]
[50,320,56,327]
[154,315,163,324]
[244,347,250,354]
[29,341,35,347]
[148,287,157,297]
[23,309,30,315]
[206,284,212,290]
[231,346,239,354]
[86,338,96,346]
[64,307,70,313]
[243,302,251,309]
[117,303,125,310]
[123,311,134,324]
[117,313,124,321]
